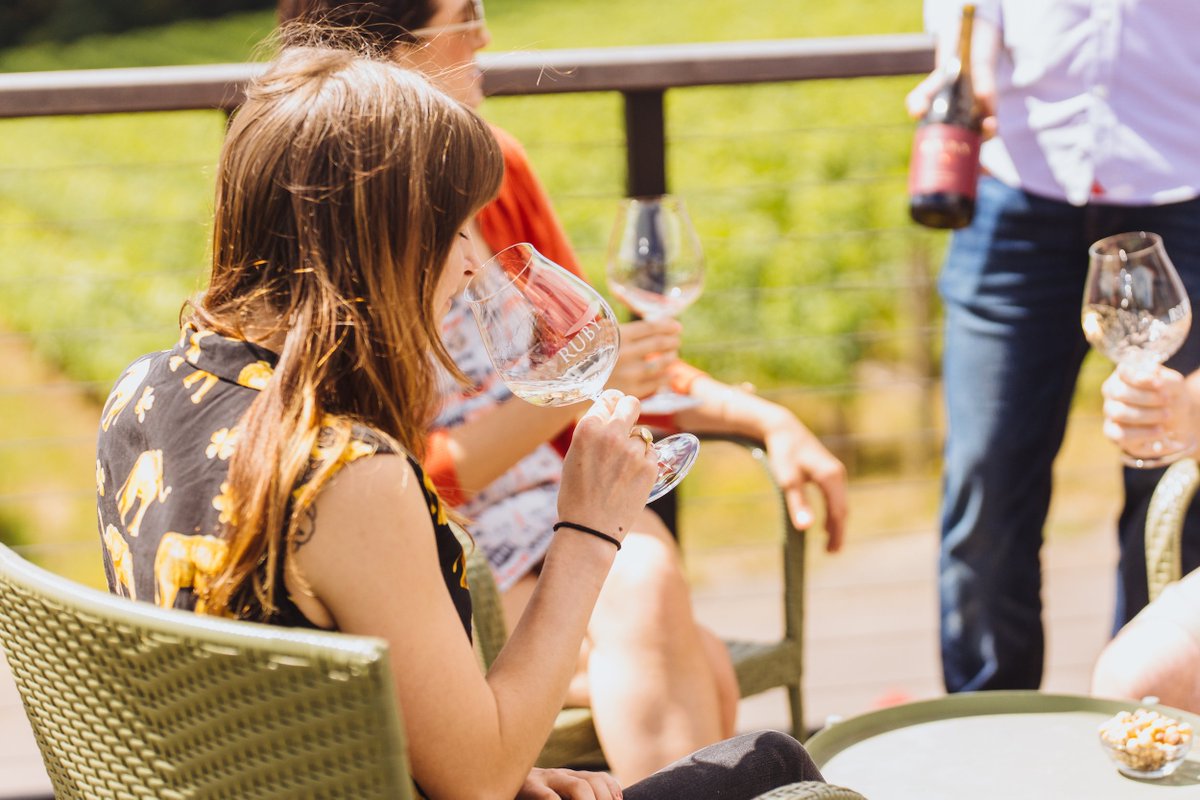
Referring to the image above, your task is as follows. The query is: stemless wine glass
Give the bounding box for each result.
[606,195,705,414]
[465,242,700,502]
[1081,231,1195,468]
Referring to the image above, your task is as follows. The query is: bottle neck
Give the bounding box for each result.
[956,6,975,81]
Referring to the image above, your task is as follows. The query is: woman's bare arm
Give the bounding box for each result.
[295,393,656,799]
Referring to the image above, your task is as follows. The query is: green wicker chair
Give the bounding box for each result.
[0,542,415,800]
[465,434,808,769]
[1144,457,1200,602]
[754,786,866,800]
[0,542,849,800]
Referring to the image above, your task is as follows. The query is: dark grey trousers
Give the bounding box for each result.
[623,730,825,799]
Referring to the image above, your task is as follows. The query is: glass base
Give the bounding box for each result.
[646,432,700,503]
[1121,438,1196,469]
[639,389,702,415]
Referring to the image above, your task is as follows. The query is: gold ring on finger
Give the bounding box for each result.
[630,425,655,451]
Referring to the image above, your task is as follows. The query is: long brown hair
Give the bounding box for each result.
[192,44,502,619]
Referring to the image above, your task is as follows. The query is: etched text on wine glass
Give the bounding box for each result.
[557,319,602,366]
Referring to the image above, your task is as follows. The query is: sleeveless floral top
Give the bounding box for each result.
[95,326,472,636]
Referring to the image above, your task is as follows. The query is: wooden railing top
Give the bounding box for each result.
[0,33,933,119]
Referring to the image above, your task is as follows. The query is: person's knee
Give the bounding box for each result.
[1091,618,1200,709]
[601,534,687,622]
[744,730,824,784]
[1091,642,1145,701]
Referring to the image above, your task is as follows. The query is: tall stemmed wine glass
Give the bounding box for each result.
[1081,231,1194,468]
[606,195,705,414]
[465,242,700,501]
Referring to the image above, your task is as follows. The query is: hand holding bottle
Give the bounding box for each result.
[905,9,999,139]
[906,4,999,229]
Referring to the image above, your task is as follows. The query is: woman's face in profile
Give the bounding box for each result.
[395,0,492,108]
[434,227,483,314]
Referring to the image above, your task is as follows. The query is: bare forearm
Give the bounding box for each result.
[443,398,582,492]
[479,534,616,788]
[670,375,787,440]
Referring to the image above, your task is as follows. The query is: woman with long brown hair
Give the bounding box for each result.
[277,0,850,783]
[95,41,826,799]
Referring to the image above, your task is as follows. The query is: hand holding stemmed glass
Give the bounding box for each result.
[1082,231,1195,468]
[606,195,705,414]
[465,243,700,502]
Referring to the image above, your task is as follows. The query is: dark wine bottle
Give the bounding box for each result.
[909,3,982,229]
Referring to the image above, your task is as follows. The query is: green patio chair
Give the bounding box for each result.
[754,786,866,800]
[465,434,809,769]
[0,542,415,800]
[1145,456,1200,602]
[0,542,847,800]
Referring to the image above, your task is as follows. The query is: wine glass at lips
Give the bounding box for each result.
[465,242,701,502]
[606,195,705,414]
[1082,231,1195,468]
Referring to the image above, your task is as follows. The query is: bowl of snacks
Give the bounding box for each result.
[1098,707,1193,779]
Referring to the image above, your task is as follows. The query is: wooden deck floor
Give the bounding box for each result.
[693,521,1116,734]
[0,519,1117,797]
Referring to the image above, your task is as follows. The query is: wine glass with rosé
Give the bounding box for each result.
[606,195,705,414]
[465,242,700,501]
[1081,231,1194,468]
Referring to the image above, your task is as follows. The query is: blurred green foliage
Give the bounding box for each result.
[0,2,947,565]
[0,0,275,49]
[0,1,938,392]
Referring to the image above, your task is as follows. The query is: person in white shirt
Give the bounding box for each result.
[909,0,1200,693]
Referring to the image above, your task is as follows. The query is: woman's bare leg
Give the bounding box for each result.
[583,508,732,782]
[698,624,740,738]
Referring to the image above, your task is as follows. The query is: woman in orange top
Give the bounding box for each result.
[280,0,850,782]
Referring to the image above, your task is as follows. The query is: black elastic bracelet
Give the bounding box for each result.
[553,521,622,551]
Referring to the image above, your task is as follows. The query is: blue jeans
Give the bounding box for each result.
[939,176,1200,692]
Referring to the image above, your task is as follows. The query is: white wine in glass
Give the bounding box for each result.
[607,195,705,414]
[1081,231,1194,468]
[465,242,700,501]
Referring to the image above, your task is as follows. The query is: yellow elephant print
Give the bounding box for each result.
[154,532,229,612]
[101,358,151,431]
[96,460,105,497]
[422,472,448,525]
[184,328,215,365]
[117,449,171,538]
[237,361,274,390]
[103,524,136,600]
[182,370,219,404]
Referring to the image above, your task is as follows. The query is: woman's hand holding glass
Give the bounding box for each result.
[557,389,658,544]
[1102,364,1199,464]
[466,242,701,502]
[606,318,681,400]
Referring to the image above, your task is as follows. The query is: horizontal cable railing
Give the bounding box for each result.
[0,35,934,117]
[0,33,1118,599]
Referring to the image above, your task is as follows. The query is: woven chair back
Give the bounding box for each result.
[0,543,414,800]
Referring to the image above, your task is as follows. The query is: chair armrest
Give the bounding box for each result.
[451,522,508,670]
[751,783,867,800]
[1145,458,1199,603]
[691,433,808,737]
